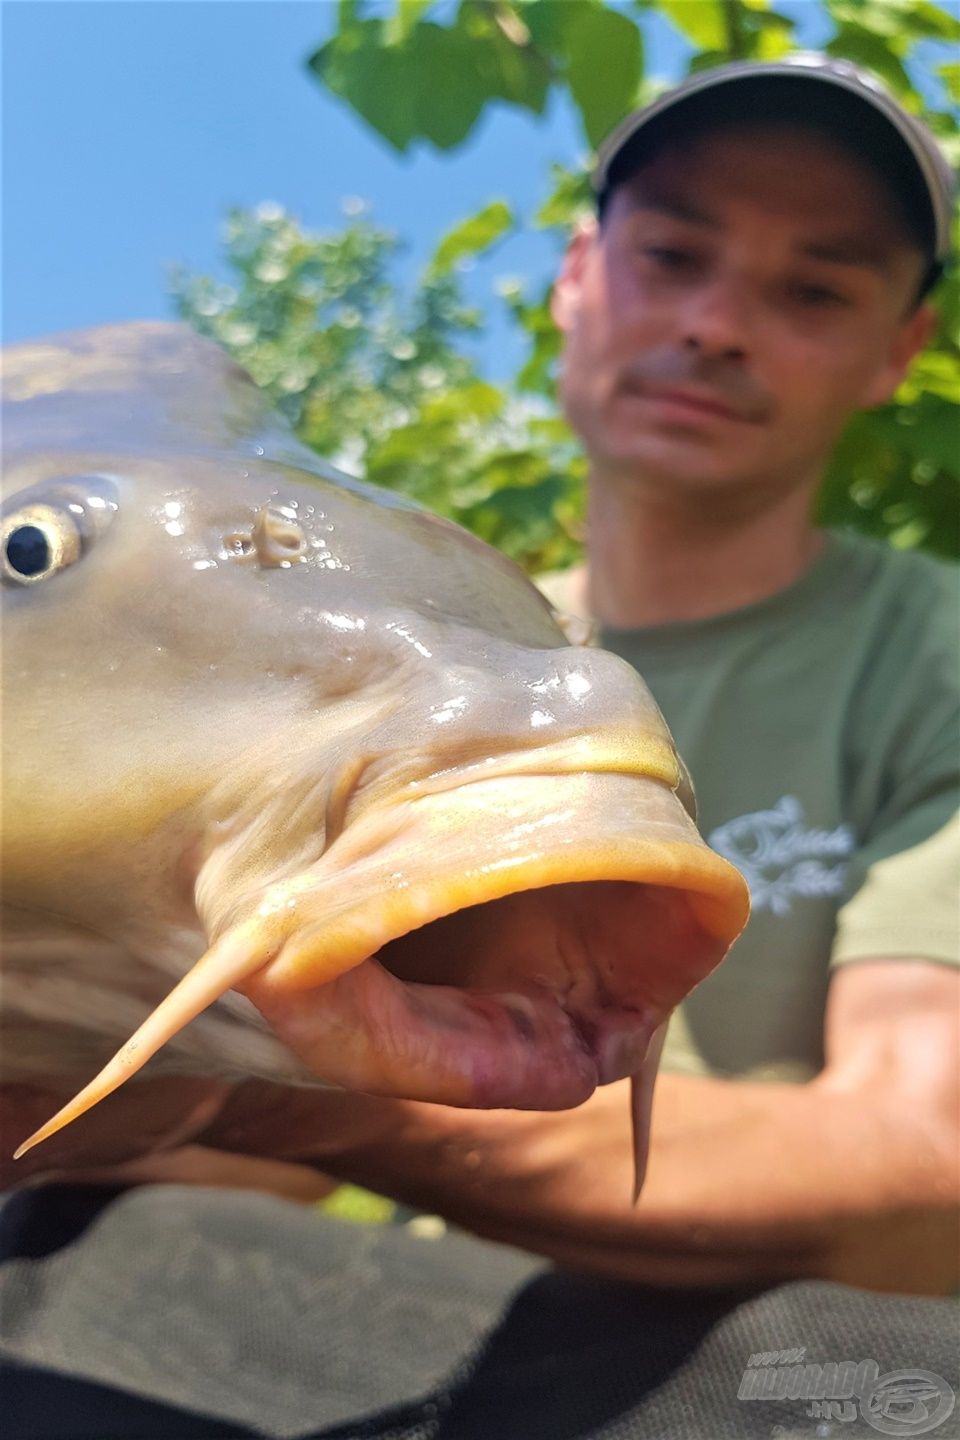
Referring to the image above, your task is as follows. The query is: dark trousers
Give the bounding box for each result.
[2,1183,957,1439]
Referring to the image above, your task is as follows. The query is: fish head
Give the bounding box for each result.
[1,323,749,1163]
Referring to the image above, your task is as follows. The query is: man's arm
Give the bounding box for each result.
[201,958,958,1295]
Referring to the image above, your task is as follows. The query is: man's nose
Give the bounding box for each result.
[680,275,753,361]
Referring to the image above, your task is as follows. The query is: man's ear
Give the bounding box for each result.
[858,302,938,409]
[550,219,598,333]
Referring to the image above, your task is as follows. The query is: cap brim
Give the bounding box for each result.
[592,59,953,263]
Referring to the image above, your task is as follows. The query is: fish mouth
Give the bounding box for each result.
[251,884,674,1111]
[239,768,747,1111]
[14,770,748,1158]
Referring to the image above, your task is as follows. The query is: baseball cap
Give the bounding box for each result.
[592,54,955,267]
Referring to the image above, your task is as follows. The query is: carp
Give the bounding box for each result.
[0,323,748,1185]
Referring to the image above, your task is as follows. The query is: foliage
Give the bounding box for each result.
[178,1,960,566]
[317,1181,397,1224]
[172,202,584,574]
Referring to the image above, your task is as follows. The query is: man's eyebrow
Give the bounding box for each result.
[631,197,719,228]
[799,238,891,272]
[626,193,897,271]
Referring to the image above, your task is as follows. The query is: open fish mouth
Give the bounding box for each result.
[14,769,748,1159]
[251,882,692,1112]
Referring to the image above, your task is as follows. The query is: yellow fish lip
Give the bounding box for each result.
[405,734,684,796]
[331,734,688,836]
[258,780,743,996]
[240,768,748,1110]
[13,767,748,1157]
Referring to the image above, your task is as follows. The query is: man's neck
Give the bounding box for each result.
[582,468,825,628]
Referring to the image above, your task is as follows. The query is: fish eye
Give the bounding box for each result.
[0,475,119,588]
[1,504,82,586]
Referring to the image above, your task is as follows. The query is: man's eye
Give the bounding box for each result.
[790,282,848,308]
[643,246,695,269]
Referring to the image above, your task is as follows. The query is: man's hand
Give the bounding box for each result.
[7,960,956,1297]
[0,1075,233,1191]
[198,958,960,1295]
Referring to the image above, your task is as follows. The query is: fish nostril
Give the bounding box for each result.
[253,505,307,567]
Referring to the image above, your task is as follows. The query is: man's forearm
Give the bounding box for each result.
[250,1073,957,1294]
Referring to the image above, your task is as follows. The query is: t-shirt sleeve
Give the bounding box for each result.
[831,810,960,967]
[832,561,959,969]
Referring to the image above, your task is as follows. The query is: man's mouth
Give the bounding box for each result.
[625,383,755,426]
[648,386,745,421]
[616,363,769,427]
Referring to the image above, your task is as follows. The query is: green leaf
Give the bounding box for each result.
[406,22,490,149]
[561,4,643,149]
[523,0,576,55]
[938,61,960,104]
[534,163,593,230]
[384,0,434,46]
[902,0,960,41]
[888,517,931,550]
[825,0,903,41]
[898,351,960,405]
[309,14,494,154]
[499,279,563,395]
[425,380,505,423]
[480,34,553,117]
[461,473,572,559]
[658,0,728,51]
[319,1184,396,1224]
[457,2,554,115]
[752,10,795,60]
[825,28,913,97]
[893,396,960,478]
[429,200,514,276]
[932,263,960,349]
[827,0,960,43]
[688,47,733,73]
[308,25,418,152]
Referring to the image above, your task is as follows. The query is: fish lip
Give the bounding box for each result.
[565,1004,656,1087]
[198,769,749,1013]
[325,733,688,843]
[238,770,750,1110]
[252,952,659,1111]
[11,773,748,1160]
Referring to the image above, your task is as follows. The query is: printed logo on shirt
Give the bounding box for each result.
[708,795,855,916]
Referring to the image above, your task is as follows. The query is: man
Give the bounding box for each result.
[185,54,959,1296]
[3,55,958,1438]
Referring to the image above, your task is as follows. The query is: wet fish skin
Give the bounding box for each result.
[1,323,749,1177]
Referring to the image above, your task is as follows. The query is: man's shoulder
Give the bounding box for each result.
[535,536,958,630]
[833,531,958,653]
[838,529,957,593]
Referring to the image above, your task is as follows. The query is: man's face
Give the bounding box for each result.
[553,124,934,496]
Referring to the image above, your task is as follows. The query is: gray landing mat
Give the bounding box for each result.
[1,1183,957,1440]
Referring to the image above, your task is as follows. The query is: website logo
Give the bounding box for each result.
[739,1349,955,1434]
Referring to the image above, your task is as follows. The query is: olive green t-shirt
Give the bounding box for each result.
[539,532,959,1082]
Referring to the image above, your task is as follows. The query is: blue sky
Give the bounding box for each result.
[4,1,831,374]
